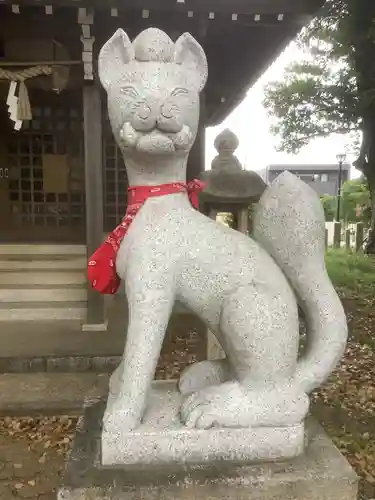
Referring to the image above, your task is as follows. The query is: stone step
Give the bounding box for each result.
[0,270,87,286]
[0,354,120,374]
[0,372,109,416]
[0,286,87,303]
[0,256,86,270]
[0,244,86,256]
[0,302,87,321]
[0,319,124,370]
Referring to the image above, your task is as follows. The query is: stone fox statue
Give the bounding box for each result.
[98,27,348,432]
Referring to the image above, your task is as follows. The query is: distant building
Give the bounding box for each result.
[260,164,351,197]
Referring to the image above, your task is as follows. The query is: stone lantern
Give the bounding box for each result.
[200,129,267,360]
[200,129,267,234]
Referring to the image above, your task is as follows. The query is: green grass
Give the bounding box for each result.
[325,248,375,298]
[319,249,375,496]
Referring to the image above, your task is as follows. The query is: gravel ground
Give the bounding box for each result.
[0,416,75,500]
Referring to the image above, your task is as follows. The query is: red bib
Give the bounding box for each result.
[87,179,205,295]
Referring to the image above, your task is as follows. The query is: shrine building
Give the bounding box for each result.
[0,0,325,328]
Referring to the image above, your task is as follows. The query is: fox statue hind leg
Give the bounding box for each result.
[253,171,348,394]
[180,280,309,429]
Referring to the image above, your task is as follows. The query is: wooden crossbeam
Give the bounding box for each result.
[6,0,324,16]
[77,7,95,80]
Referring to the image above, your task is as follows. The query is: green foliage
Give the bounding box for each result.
[321,194,336,222]
[263,0,370,154]
[341,178,371,223]
[320,178,371,223]
[264,62,359,153]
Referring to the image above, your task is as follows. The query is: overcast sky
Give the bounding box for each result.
[205,41,360,179]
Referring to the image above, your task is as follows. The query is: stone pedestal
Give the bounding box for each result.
[102,381,304,466]
[58,388,358,500]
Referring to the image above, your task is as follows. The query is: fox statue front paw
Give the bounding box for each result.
[103,402,142,433]
[180,381,309,430]
[180,382,249,429]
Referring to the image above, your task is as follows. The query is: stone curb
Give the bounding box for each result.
[0,355,121,374]
[0,373,109,417]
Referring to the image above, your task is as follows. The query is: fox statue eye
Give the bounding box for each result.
[121,86,139,98]
[170,88,188,98]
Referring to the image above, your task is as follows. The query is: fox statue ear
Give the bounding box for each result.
[174,33,208,92]
[98,29,135,91]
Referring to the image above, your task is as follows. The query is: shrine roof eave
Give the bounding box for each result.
[206,28,295,126]
[5,0,325,15]
[1,0,326,125]
[205,1,326,125]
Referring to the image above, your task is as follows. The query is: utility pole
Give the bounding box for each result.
[336,153,346,221]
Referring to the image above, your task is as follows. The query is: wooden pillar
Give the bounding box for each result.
[345,229,351,250]
[187,93,206,181]
[82,84,106,330]
[333,222,342,249]
[238,208,250,235]
[356,222,364,251]
[208,208,219,221]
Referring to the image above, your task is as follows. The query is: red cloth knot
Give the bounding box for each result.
[186,179,206,209]
[87,179,206,295]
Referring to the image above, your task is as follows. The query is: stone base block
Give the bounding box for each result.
[102,381,304,466]
[58,393,358,500]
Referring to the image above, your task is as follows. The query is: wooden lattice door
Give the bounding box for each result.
[0,91,85,243]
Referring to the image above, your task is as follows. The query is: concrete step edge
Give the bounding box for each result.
[0,289,88,303]
[0,261,86,272]
[0,274,87,286]
[0,301,87,309]
[0,268,86,274]
[0,307,87,322]
[0,255,86,263]
[0,283,87,290]
[0,245,86,256]
[0,373,109,417]
[0,354,121,374]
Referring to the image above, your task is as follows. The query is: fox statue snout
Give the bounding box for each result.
[119,97,194,155]
[113,80,196,156]
[130,96,183,134]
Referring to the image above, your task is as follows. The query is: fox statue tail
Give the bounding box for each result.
[253,171,348,394]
